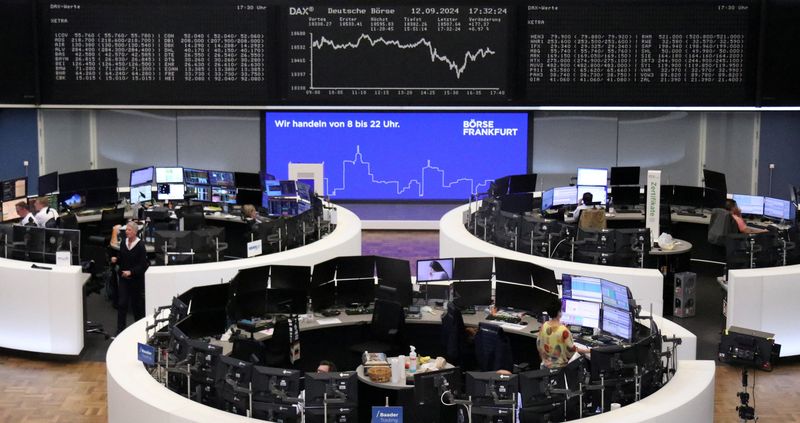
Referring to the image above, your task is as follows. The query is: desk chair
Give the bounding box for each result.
[59,212,79,230]
[182,212,206,231]
[579,208,607,231]
[474,322,513,372]
[349,299,406,363]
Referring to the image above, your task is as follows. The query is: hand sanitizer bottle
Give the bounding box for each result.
[409,345,417,373]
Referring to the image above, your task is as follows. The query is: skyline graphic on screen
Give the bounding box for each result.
[265,112,528,200]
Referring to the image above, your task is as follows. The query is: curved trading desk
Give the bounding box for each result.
[145,205,361,312]
[107,310,702,423]
[440,204,666,316]
[0,257,87,355]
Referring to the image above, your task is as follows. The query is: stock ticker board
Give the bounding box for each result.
[524,0,761,106]
[283,5,515,104]
[38,0,270,105]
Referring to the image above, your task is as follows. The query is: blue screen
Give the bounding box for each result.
[265,112,528,200]
[601,279,630,310]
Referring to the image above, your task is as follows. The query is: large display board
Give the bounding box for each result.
[0,0,38,104]
[283,4,514,104]
[265,112,528,200]
[38,0,270,105]
[759,0,800,106]
[525,0,760,105]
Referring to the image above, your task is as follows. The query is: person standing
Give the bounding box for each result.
[111,221,148,335]
[536,297,590,369]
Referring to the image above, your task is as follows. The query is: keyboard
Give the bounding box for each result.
[676,210,707,217]
[591,334,617,344]
[344,307,374,315]
[486,314,523,325]
[614,209,642,214]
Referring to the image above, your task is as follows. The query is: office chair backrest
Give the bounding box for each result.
[579,208,606,230]
[101,207,125,228]
[708,208,736,246]
[59,213,79,230]
[371,299,405,344]
[441,302,468,365]
[182,212,206,231]
[475,322,513,372]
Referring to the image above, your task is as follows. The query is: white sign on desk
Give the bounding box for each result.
[246,240,262,258]
[645,170,661,244]
[55,251,71,266]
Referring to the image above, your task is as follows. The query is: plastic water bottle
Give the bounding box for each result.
[306,297,314,321]
[409,346,417,373]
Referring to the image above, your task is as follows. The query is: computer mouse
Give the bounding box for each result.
[520,321,528,326]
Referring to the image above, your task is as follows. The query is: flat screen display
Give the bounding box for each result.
[183,168,209,185]
[130,167,154,186]
[609,167,640,186]
[732,194,764,215]
[212,186,236,204]
[1,200,21,221]
[553,186,578,206]
[156,183,185,200]
[561,274,602,303]
[2,178,27,201]
[541,189,554,211]
[209,171,235,187]
[577,185,607,205]
[601,305,633,342]
[763,197,796,221]
[265,112,528,200]
[186,184,210,202]
[38,172,59,196]
[265,180,282,197]
[155,167,184,184]
[577,168,608,186]
[561,298,601,329]
[130,184,152,203]
[601,279,630,311]
[416,258,453,282]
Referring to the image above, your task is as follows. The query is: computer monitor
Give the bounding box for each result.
[157,183,185,201]
[671,186,705,208]
[561,298,601,329]
[414,367,463,422]
[183,168,209,185]
[210,170,235,188]
[531,264,557,294]
[269,265,311,290]
[59,191,86,210]
[609,166,640,186]
[251,365,302,404]
[265,180,282,197]
[764,197,796,221]
[541,189,554,211]
[577,168,608,187]
[130,184,152,204]
[553,185,578,206]
[252,403,300,423]
[297,181,311,201]
[1,199,21,221]
[185,184,211,202]
[38,172,58,196]
[216,354,253,389]
[493,176,511,196]
[703,188,727,209]
[1,177,26,201]
[601,279,631,311]
[498,193,534,214]
[211,186,236,204]
[452,281,492,309]
[229,266,269,320]
[703,169,727,194]
[601,305,633,342]
[84,187,119,208]
[375,256,412,307]
[561,274,602,303]
[335,255,375,279]
[494,257,532,285]
[495,282,554,315]
[155,167,184,184]
[304,371,358,406]
[336,278,375,306]
[507,174,538,194]
[453,257,493,281]
[732,194,765,216]
[44,228,81,265]
[417,258,453,282]
[577,186,607,205]
[235,172,261,190]
[180,283,229,315]
[610,186,640,206]
[236,189,261,206]
[518,368,557,408]
[466,372,519,407]
[130,166,154,186]
[12,225,46,261]
[175,310,228,338]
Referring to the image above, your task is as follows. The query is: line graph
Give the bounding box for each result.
[325,145,494,198]
[310,33,496,85]
[286,6,511,101]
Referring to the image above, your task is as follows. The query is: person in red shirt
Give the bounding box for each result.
[725,199,768,234]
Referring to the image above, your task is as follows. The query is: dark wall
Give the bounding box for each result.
[0,109,39,194]
[758,112,800,199]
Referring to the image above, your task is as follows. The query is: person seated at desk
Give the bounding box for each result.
[34,197,59,228]
[242,204,264,224]
[726,199,768,235]
[537,297,590,369]
[15,201,36,226]
[564,192,594,224]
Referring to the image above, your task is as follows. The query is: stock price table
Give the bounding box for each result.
[39,0,269,105]
[285,5,513,103]
[525,0,760,105]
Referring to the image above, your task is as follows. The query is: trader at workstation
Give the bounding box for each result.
[242,204,264,224]
[110,221,149,335]
[564,192,594,224]
[537,296,590,369]
[15,201,36,226]
[33,197,59,227]
[725,199,768,234]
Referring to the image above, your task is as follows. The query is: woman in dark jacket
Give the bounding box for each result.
[111,221,148,335]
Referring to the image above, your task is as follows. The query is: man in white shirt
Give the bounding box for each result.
[15,201,36,225]
[564,192,594,223]
[34,197,58,228]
